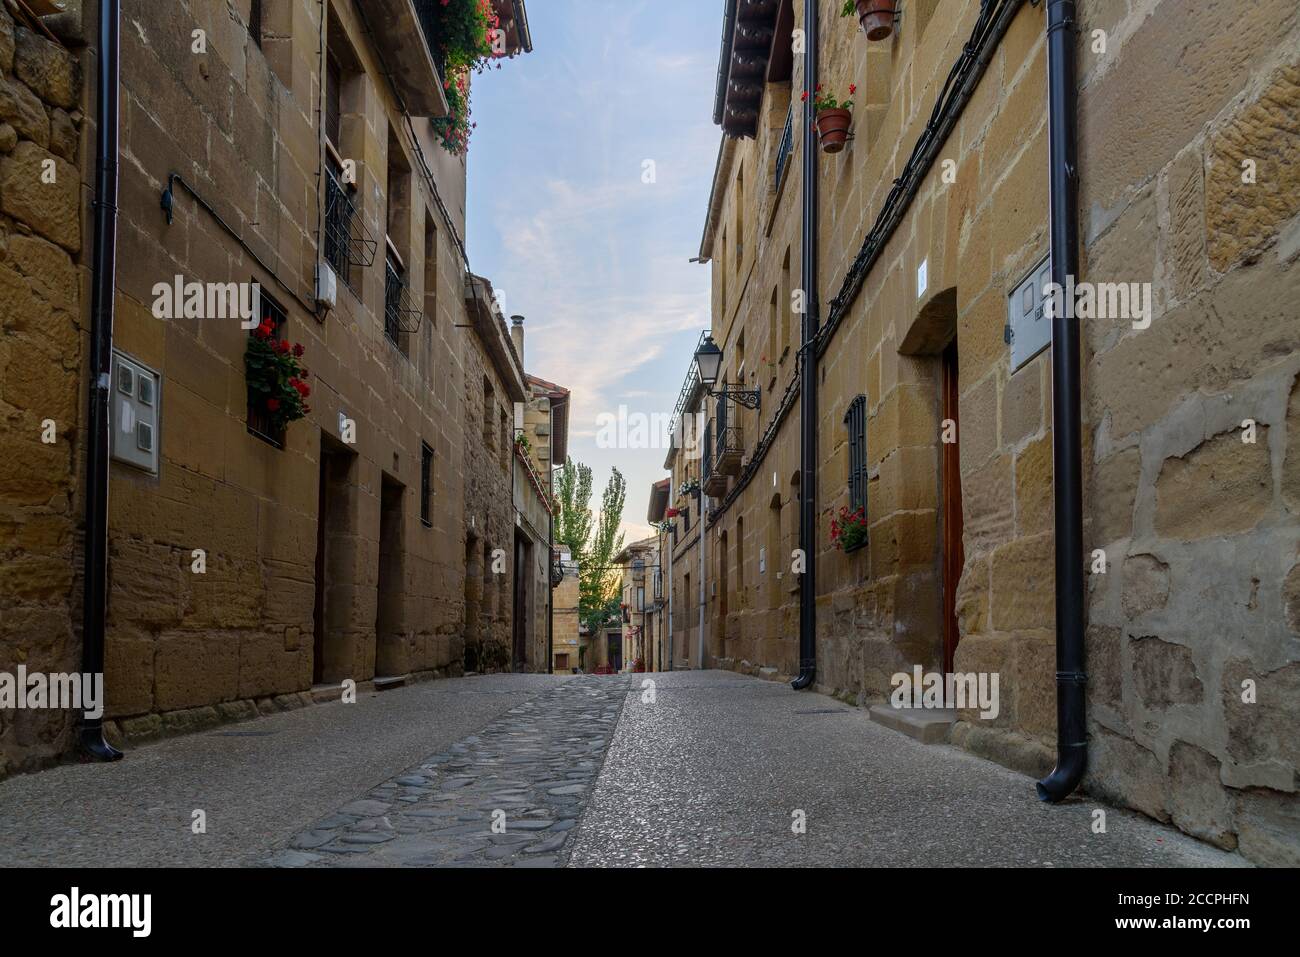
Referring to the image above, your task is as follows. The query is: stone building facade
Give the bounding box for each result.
[0,4,88,778]
[550,550,579,673]
[508,320,559,673]
[615,535,659,671]
[665,0,1299,864]
[1,0,538,775]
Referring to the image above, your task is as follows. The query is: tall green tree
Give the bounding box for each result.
[554,461,627,635]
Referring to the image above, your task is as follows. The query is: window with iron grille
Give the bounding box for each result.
[247,291,288,449]
[845,394,868,512]
[420,442,434,527]
[775,106,793,190]
[384,251,404,347]
[324,161,358,288]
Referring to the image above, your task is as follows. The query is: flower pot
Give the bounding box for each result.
[855,0,896,41]
[815,108,853,154]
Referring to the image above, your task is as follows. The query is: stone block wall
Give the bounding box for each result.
[462,331,515,673]
[0,6,87,777]
[2,0,522,769]
[98,0,482,736]
[685,0,1298,863]
[1076,0,1300,866]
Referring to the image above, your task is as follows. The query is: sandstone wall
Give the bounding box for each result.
[0,6,87,776]
[1075,0,1300,866]
[683,0,1299,864]
[461,328,515,673]
[2,0,523,768]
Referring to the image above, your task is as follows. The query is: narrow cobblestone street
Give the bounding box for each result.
[0,673,1241,868]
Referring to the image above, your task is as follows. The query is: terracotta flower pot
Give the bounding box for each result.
[855,0,896,41]
[815,108,853,154]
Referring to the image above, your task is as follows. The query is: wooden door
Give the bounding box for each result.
[941,342,965,674]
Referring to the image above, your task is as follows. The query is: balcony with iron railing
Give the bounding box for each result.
[362,0,450,117]
[384,252,423,346]
[712,392,745,477]
[702,417,727,497]
[324,165,377,285]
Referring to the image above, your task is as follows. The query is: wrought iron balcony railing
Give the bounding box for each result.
[712,393,744,477]
[384,254,423,344]
[324,166,377,279]
[411,0,448,83]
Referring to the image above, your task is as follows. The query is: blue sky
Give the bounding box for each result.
[466,1,721,543]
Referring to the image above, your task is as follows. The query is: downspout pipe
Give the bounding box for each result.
[546,452,554,675]
[80,0,125,763]
[697,496,706,669]
[791,0,819,691]
[1037,0,1086,802]
[666,526,674,671]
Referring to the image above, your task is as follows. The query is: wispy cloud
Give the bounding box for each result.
[467,1,722,530]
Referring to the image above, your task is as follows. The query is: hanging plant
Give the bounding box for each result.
[804,83,856,154]
[428,0,504,155]
[677,478,701,498]
[245,320,311,434]
[840,0,897,41]
[830,505,868,553]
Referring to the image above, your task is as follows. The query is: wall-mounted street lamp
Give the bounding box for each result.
[693,335,761,411]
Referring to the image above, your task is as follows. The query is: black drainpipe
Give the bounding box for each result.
[791,0,819,691]
[80,0,125,763]
[546,408,555,675]
[1037,0,1086,802]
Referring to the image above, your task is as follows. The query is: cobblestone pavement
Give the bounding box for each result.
[0,674,563,867]
[569,671,1243,868]
[0,670,1247,868]
[261,675,630,867]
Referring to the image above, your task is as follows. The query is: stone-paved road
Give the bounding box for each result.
[0,671,1243,867]
[263,676,627,867]
[572,671,1240,867]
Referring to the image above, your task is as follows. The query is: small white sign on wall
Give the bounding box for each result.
[917,258,929,299]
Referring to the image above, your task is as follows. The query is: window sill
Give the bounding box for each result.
[247,423,285,450]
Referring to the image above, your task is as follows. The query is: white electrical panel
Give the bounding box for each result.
[1008,255,1052,372]
[110,351,161,474]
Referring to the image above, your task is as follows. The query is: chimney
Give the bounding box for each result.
[510,315,525,367]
